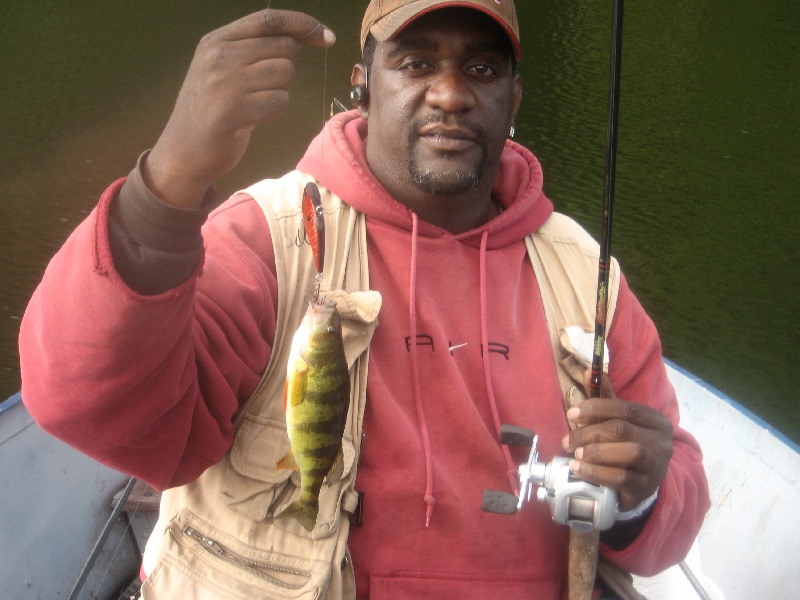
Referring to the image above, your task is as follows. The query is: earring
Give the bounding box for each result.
[350,84,368,108]
[509,125,516,138]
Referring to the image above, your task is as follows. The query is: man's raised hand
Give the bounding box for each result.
[144,10,335,208]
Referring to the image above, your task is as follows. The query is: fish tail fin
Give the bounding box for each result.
[277,498,319,532]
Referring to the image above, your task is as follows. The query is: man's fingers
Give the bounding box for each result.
[563,407,673,456]
[243,57,296,93]
[563,417,635,452]
[568,397,673,434]
[574,441,657,471]
[569,456,646,489]
[567,458,651,511]
[236,89,292,124]
[222,9,335,48]
[229,35,303,61]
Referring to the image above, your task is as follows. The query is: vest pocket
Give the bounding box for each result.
[221,412,357,536]
[141,509,323,599]
[221,415,294,521]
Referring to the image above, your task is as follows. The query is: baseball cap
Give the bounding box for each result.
[361,0,521,61]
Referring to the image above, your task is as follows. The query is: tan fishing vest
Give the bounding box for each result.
[140,170,619,599]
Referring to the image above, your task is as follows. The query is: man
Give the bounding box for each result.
[19,1,709,598]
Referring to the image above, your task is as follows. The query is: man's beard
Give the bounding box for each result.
[409,161,482,195]
[407,117,488,196]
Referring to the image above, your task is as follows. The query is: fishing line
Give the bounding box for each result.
[68,477,140,600]
[321,45,329,169]
[91,479,152,596]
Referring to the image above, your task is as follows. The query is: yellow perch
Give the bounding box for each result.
[276,297,350,531]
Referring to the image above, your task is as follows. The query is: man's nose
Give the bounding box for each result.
[425,69,476,113]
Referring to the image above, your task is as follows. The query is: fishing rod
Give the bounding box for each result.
[590,0,624,398]
[485,3,715,597]
[569,0,626,598]
[482,7,628,594]
[576,2,714,598]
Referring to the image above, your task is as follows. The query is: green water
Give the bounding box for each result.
[1,1,798,442]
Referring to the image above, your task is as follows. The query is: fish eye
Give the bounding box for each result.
[326,326,336,333]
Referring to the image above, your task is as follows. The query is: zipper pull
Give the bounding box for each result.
[185,526,225,556]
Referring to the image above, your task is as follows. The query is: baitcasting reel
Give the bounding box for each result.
[482,425,618,533]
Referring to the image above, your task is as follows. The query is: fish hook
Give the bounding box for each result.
[295,226,308,248]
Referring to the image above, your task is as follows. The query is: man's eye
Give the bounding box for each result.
[469,64,496,77]
[400,58,430,71]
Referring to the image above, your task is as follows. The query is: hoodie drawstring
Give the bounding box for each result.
[409,220,520,528]
[479,231,521,495]
[409,213,436,526]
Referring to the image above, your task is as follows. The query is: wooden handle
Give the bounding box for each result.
[568,529,600,600]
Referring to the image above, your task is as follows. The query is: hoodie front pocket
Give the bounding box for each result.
[369,571,563,600]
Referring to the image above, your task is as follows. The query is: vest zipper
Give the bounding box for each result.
[183,525,312,590]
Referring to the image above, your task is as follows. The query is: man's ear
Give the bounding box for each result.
[351,63,369,117]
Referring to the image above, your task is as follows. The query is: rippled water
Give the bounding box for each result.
[1,1,798,442]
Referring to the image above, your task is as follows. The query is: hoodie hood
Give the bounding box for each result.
[297,111,553,248]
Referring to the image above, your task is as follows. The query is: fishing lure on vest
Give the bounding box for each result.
[302,181,324,301]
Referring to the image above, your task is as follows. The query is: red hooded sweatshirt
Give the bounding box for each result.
[20,112,709,599]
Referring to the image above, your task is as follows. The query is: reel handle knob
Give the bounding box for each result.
[499,424,536,447]
[481,490,519,515]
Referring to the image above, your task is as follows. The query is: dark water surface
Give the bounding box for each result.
[1,1,798,442]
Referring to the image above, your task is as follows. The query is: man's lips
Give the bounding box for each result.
[418,125,480,151]
[419,123,478,140]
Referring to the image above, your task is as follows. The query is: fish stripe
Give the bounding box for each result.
[296,443,341,458]
[292,420,341,435]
